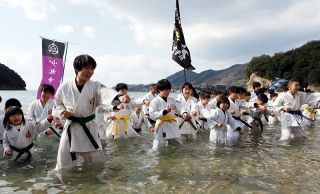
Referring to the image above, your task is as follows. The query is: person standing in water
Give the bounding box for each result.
[53,54,116,170]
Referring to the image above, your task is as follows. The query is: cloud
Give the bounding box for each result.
[0,51,40,90]
[67,0,320,65]
[0,0,56,21]
[83,25,96,38]
[54,25,74,35]
[93,54,181,87]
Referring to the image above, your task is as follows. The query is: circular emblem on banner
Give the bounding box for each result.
[48,42,59,55]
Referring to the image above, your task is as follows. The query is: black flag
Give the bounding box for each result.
[172,0,195,70]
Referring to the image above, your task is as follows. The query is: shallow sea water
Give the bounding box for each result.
[0,91,320,193]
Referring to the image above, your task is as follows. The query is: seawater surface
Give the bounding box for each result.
[0,90,319,193]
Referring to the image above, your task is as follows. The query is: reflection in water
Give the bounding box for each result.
[1,91,320,193]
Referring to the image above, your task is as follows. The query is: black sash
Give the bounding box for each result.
[233,116,253,128]
[49,127,61,138]
[252,117,264,132]
[9,143,34,163]
[67,114,98,161]
[133,127,141,133]
[288,110,313,125]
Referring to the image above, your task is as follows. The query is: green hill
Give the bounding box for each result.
[0,63,26,90]
[246,40,320,86]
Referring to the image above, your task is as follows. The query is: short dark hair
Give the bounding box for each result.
[0,96,2,103]
[41,84,55,95]
[3,106,25,129]
[217,95,230,109]
[237,87,247,94]
[199,92,211,99]
[212,89,223,96]
[115,83,128,92]
[227,86,239,95]
[180,82,193,92]
[255,87,268,96]
[157,79,171,91]
[257,93,268,104]
[5,98,22,110]
[270,93,278,99]
[288,78,300,87]
[252,82,261,89]
[245,91,251,96]
[73,54,97,75]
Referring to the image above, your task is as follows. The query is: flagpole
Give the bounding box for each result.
[61,42,69,82]
[184,68,187,83]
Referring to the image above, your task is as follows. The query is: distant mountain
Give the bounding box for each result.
[0,63,26,90]
[168,64,247,89]
[126,64,247,92]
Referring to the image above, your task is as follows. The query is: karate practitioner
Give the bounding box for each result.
[208,96,241,145]
[176,82,198,141]
[149,79,183,150]
[192,92,211,131]
[131,106,153,134]
[53,54,116,170]
[142,84,157,124]
[3,106,52,163]
[273,79,320,140]
[27,84,59,137]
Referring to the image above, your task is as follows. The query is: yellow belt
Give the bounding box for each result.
[303,108,317,116]
[155,115,176,131]
[114,116,130,137]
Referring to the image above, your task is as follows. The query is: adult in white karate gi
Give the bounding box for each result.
[53,54,116,170]
[273,79,320,140]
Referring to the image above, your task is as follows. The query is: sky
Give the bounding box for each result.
[0,0,320,90]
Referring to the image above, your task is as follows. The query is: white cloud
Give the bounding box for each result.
[93,54,180,87]
[0,0,56,21]
[83,25,96,38]
[54,25,74,35]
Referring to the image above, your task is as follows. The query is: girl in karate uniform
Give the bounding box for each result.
[0,98,22,156]
[176,82,198,141]
[149,79,183,151]
[208,96,241,145]
[3,106,52,163]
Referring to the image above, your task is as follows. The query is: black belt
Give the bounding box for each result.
[288,110,313,125]
[252,117,264,132]
[49,127,61,138]
[9,143,34,163]
[67,114,99,161]
[179,119,198,131]
[233,116,252,128]
[133,127,141,133]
